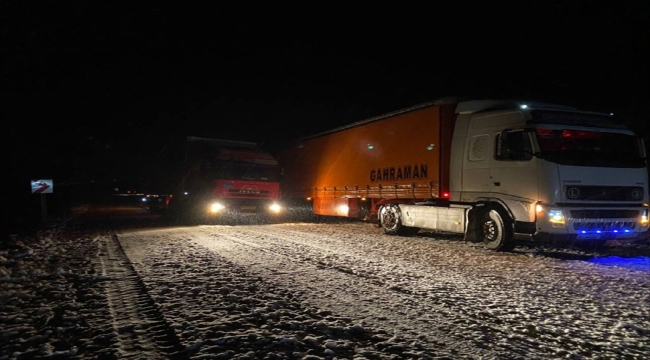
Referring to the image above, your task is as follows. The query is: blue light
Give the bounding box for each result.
[589,256,650,272]
[575,229,635,235]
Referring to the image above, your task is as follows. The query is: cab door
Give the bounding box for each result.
[460,133,492,201]
[489,129,538,199]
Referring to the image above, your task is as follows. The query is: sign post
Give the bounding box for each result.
[31,179,53,224]
[40,194,47,224]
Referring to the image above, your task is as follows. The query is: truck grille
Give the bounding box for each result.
[572,221,637,232]
[564,185,644,201]
[570,209,639,218]
[227,189,271,198]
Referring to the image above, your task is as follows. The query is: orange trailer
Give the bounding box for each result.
[274,101,456,220]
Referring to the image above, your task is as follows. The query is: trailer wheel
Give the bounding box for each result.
[380,204,419,236]
[479,208,516,252]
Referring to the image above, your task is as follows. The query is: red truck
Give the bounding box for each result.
[274,98,649,251]
[149,136,283,222]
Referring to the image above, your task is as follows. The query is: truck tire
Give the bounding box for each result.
[479,208,516,252]
[380,204,419,236]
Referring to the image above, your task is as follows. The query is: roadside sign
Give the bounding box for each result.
[31,179,53,194]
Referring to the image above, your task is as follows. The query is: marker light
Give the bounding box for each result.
[641,209,649,226]
[337,205,349,216]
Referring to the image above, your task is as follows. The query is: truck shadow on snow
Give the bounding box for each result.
[416,229,650,261]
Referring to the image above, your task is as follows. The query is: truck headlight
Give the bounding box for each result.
[268,203,282,214]
[641,208,649,227]
[210,203,226,213]
[548,209,566,227]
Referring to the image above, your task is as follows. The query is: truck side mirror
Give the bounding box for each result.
[495,131,509,159]
[637,138,647,159]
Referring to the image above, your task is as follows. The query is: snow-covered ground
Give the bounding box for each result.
[1,206,649,359]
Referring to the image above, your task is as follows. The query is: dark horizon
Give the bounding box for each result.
[2,2,649,230]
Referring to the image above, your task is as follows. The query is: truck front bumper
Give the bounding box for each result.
[533,205,650,242]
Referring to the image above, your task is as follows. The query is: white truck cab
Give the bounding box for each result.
[450,100,649,249]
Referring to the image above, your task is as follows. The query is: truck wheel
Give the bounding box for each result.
[380,204,419,236]
[480,208,516,252]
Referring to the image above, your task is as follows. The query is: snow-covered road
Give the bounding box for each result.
[117,221,650,359]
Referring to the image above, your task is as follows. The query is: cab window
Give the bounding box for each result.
[495,130,533,161]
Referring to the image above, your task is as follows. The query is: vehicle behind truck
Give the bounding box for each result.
[150,136,283,222]
[274,98,649,251]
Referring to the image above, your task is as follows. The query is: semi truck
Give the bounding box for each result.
[149,136,283,221]
[274,98,649,251]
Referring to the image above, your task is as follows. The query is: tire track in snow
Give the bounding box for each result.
[95,233,189,359]
[195,227,512,359]
[120,230,449,359]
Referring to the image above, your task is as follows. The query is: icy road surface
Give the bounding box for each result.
[117,221,650,359]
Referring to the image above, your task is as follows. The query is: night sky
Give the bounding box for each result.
[2,2,649,194]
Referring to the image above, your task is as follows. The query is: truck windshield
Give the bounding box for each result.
[534,128,645,168]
